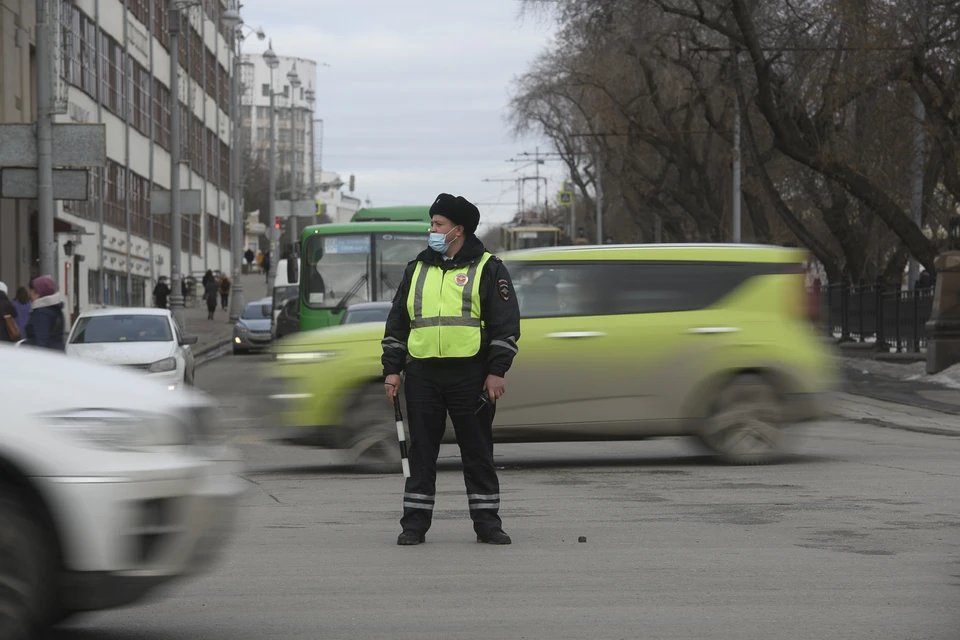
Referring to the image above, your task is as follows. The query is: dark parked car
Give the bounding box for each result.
[340,301,392,325]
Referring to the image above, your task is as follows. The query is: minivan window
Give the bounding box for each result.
[506,263,601,318]
[505,261,770,318]
[599,262,771,315]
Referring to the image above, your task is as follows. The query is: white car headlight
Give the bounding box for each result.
[274,350,338,364]
[38,409,188,451]
[149,357,177,373]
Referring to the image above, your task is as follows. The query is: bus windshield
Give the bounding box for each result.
[304,232,426,308]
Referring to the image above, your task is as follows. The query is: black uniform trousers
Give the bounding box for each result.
[400,359,502,536]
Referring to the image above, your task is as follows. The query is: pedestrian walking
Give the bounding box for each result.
[245,248,255,273]
[24,276,66,351]
[262,253,271,284]
[203,277,218,320]
[0,282,20,343]
[202,269,216,289]
[218,275,231,311]
[381,193,521,546]
[153,276,171,309]
[10,286,31,339]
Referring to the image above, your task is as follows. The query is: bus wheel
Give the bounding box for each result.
[345,385,402,474]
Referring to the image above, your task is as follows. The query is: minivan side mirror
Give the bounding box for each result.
[287,257,299,284]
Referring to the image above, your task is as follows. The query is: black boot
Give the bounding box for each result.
[477,529,512,545]
[397,531,425,546]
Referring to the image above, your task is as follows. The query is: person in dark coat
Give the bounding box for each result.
[25,275,66,351]
[153,276,171,308]
[204,277,218,320]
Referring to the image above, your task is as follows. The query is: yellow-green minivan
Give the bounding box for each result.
[262,244,837,467]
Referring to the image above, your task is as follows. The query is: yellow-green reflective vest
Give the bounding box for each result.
[406,252,494,358]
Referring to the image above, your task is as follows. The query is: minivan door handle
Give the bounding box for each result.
[545,331,607,339]
[684,327,741,335]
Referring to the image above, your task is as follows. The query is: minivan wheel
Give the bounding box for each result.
[0,491,54,639]
[697,375,785,465]
[344,385,403,475]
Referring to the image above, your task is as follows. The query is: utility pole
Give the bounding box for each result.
[228,31,245,321]
[35,0,56,279]
[264,43,279,294]
[168,3,185,329]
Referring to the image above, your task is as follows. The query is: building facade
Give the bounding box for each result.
[240,53,317,199]
[316,171,361,223]
[0,0,238,321]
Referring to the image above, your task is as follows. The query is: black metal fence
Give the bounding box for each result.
[818,280,935,353]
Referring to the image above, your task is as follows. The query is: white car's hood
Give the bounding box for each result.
[67,341,175,367]
[2,343,208,413]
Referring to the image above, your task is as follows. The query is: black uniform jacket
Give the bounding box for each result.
[381,235,521,378]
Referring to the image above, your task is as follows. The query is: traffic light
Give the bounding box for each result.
[274,216,281,230]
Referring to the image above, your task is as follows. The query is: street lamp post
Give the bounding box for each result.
[263,42,280,295]
[168,2,185,330]
[286,63,302,246]
[221,5,264,321]
[306,92,316,219]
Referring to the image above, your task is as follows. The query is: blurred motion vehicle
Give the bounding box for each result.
[340,301,392,325]
[0,345,243,636]
[65,308,198,391]
[233,298,273,354]
[501,224,561,251]
[263,244,837,469]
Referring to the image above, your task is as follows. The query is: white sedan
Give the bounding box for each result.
[66,308,197,391]
[0,343,244,637]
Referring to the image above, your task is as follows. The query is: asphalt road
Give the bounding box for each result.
[55,352,960,640]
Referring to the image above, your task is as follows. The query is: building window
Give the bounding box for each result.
[262,84,269,97]
[153,79,171,151]
[87,269,102,305]
[81,16,97,98]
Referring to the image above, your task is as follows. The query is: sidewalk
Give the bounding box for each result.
[180,272,270,357]
[831,392,960,437]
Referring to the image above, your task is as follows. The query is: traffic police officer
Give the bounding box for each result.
[382,193,521,546]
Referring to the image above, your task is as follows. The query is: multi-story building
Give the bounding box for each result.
[240,53,317,199]
[0,0,238,320]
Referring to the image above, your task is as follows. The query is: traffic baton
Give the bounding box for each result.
[394,399,411,478]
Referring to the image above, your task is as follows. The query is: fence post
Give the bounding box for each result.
[858,279,865,342]
[875,275,886,351]
[895,286,902,353]
[913,288,921,353]
[840,282,851,342]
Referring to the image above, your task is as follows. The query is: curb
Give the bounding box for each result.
[192,337,233,359]
[851,417,960,438]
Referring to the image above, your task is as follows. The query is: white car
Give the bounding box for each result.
[0,344,244,637]
[65,308,197,391]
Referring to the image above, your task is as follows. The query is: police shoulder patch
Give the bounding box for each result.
[497,278,511,301]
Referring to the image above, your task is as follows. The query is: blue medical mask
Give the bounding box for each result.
[428,228,457,253]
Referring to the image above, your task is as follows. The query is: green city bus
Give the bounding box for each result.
[351,206,431,223]
[286,221,431,331]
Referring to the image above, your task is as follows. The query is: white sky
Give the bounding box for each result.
[239,0,565,232]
